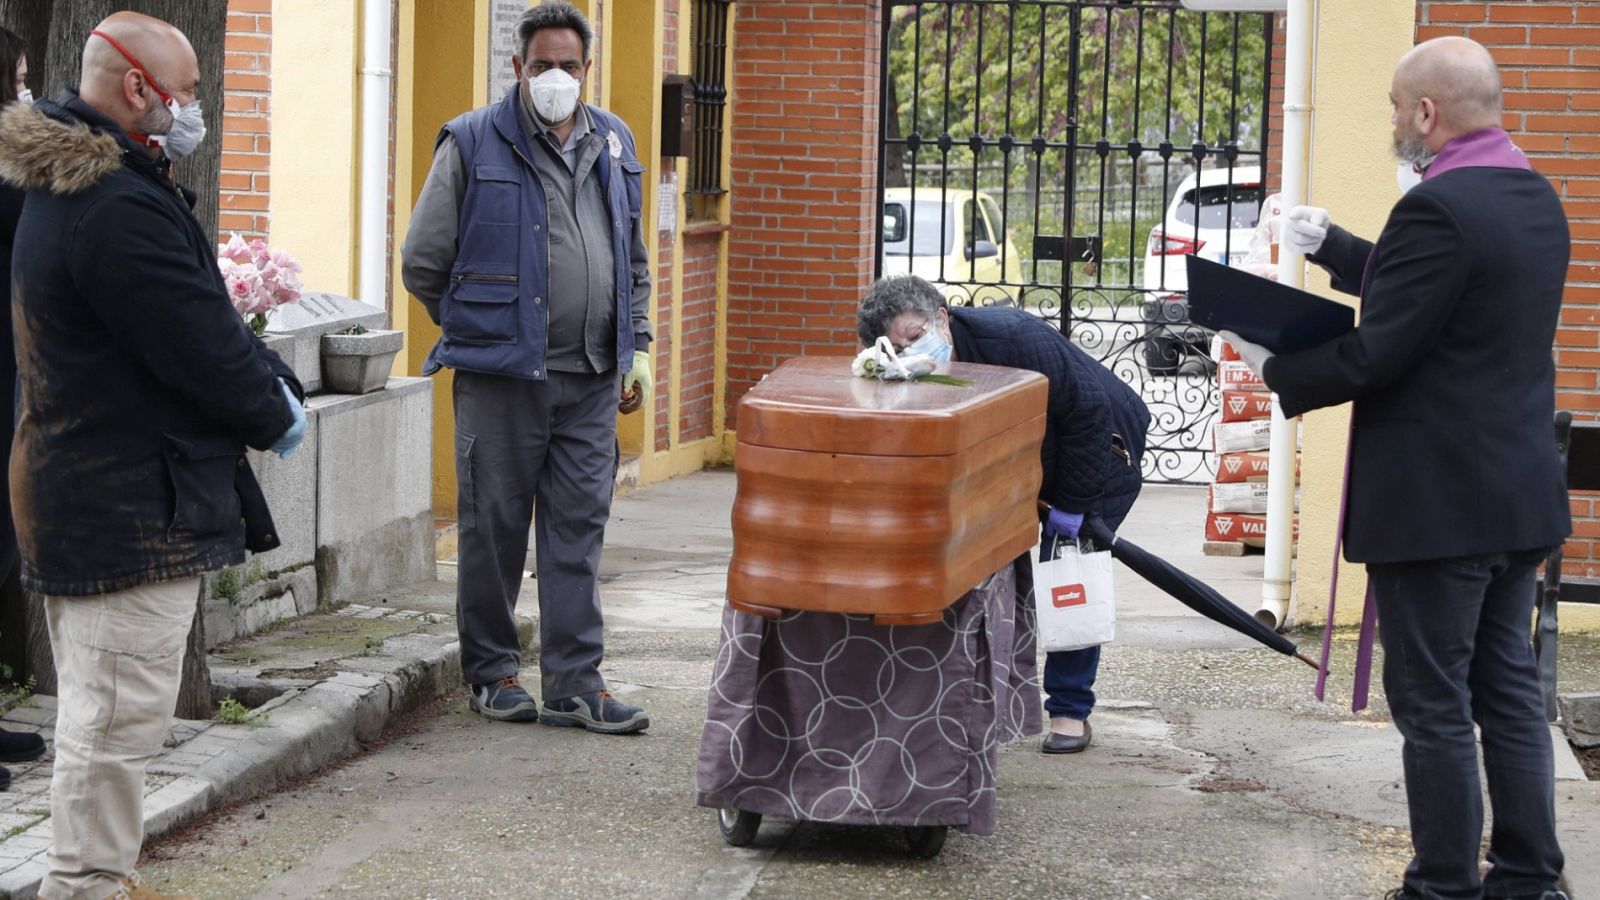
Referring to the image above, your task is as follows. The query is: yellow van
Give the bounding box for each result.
[880,188,1025,306]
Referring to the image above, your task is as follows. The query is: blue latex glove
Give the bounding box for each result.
[270,379,307,459]
[1044,507,1084,542]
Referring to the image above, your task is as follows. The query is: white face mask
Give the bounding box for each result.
[154,97,207,159]
[1396,156,1434,194]
[15,88,31,106]
[527,68,581,125]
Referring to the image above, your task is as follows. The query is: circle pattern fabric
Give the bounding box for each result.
[695,565,1041,836]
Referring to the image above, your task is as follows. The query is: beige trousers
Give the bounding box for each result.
[38,577,200,900]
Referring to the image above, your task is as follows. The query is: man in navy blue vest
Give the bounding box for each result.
[1226,37,1569,900]
[401,0,653,735]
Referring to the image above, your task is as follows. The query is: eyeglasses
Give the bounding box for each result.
[890,318,935,354]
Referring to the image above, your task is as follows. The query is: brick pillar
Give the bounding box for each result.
[220,0,272,241]
[1417,1,1600,574]
[1264,13,1286,196]
[724,0,882,428]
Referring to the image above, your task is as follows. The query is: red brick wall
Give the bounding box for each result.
[681,232,720,441]
[651,0,680,452]
[725,0,882,428]
[219,0,271,241]
[1416,1,1600,573]
[1264,13,1286,196]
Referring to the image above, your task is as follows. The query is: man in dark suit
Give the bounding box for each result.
[1224,36,1570,900]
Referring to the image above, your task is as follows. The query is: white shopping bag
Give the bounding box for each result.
[1031,539,1116,652]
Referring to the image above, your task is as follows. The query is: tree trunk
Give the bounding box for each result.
[175,582,211,720]
[0,1,54,101]
[0,563,28,683]
[2,0,229,715]
[36,0,228,240]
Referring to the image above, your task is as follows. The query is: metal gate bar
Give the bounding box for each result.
[875,0,1276,484]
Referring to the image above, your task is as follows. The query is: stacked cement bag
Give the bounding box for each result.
[1206,340,1297,552]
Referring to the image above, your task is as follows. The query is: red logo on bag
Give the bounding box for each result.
[1052,584,1087,608]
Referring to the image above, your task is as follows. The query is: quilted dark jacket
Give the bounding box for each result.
[949,306,1149,531]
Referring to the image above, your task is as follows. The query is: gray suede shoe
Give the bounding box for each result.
[540,690,648,734]
[469,676,540,722]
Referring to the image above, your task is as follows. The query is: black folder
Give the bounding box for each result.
[1184,255,1355,354]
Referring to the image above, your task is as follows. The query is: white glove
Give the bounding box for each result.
[622,350,652,403]
[1281,205,1331,258]
[1218,331,1274,380]
[852,336,936,381]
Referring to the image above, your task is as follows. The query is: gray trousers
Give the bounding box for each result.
[453,368,617,701]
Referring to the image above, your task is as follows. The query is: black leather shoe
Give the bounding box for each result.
[0,728,45,763]
[1041,720,1092,754]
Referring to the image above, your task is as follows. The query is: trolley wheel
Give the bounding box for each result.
[905,824,948,859]
[717,807,762,847]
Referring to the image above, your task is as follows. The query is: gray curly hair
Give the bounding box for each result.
[857,276,948,347]
[517,0,594,62]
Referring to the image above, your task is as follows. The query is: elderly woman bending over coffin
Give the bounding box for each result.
[857,275,1151,755]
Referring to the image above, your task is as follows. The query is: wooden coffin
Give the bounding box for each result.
[728,356,1047,625]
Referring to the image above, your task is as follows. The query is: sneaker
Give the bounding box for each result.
[0,727,45,763]
[539,690,648,734]
[1383,889,1421,900]
[468,676,540,722]
[112,871,195,899]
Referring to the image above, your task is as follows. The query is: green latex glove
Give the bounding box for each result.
[622,350,653,404]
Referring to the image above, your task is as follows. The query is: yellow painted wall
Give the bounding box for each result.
[607,0,665,464]
[398,1,487,517]
[269,0,360,298]
[1292,0,1421,626]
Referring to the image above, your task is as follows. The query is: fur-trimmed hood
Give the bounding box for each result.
[0,99,122,195]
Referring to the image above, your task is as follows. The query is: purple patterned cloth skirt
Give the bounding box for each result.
[694,565,1041,836]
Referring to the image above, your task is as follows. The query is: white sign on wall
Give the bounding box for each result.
[487,0,527,104]
[658,179,677,234]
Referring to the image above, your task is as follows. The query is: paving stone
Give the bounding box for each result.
[0,857,46,897]
[327,671,384,689]
[149,752,209,774]
[1,707,54,729]
[141,776,211,838]
[0,599,465,899]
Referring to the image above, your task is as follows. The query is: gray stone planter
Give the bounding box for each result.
[321,329,403,395]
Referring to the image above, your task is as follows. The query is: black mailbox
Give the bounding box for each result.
[661,75,696,158]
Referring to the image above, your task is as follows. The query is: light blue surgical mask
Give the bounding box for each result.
[905,326,951,363]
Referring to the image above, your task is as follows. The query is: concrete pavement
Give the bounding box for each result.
[9,471,1597,898]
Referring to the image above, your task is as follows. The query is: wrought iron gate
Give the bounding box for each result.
[876,0,1275,483]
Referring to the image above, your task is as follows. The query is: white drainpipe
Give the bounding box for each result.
[1259,0,1316,631]
[359,0,394,311]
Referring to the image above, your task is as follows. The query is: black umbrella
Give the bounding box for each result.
[1078,514,1319,670]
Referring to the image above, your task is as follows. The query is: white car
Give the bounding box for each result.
[1140,166,1264,374]
[881,188,1024,306]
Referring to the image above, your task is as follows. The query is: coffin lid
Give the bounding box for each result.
[736,357,1048,457]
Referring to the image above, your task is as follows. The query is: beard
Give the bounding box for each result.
[1392,125,1430,166]
[135,100,172,139]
